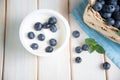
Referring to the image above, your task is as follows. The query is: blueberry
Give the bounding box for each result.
[115,5,120,12]
[50,25,57,32]
[42,22,51,29]
[102,5,115,13]
[106,18,115,25]
[98,0,105,5]
[31,43,38,50]
[113,11,120,20]
[28,32,35,39]
[45,46,53,53]
[34,22,42,31]
[118,1,120,5]
[93,2,103,11]
[113,20,120,28]
[102,12,112,18]
[82,44,89,51]
[72,30,80,38]
[49,39,57,46]
[38,34,45,41]
[48,16,57,25]
[75,57,82,63]
[103,62,111,70]
[75,46,82,53]
[106,1,117,6]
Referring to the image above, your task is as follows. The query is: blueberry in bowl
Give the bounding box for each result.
[83,0,120,44]
[19,9,70,56]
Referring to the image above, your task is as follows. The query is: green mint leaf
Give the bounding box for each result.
[88,45,96,53]
[117,30,120,36]
[96,45,105,54]
[85,38,96,46]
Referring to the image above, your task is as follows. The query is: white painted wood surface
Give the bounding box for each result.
[38,0,71,80]
[3,0,37,80]
[0,0,5,79]
[106,57,120,80]
[0,0,119,80]
[69,16,106,80]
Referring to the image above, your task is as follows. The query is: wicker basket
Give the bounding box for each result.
[83,0,120,44]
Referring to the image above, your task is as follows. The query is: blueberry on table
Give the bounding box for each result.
[82,44,89,51]
[50,25,57,32]
[75,57,82,63]
[34,22,42,31]
[49,39,57,46]
[42,22,51,29]
[106,18,115,25]
[38,34,45,41]
[28,32,35,39]
[48,16,57,25]
[75,46,82,53]
[72,30,80,38]
[31,43,39,50]
[45,46,53,53]
[93,2,103,11]
[103,62,111,70]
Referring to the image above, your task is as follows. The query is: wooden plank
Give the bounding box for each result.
[69,16,106,80]
[3,0,37,80]
[70,0,120,80]
[106,57,120,80]
[0,0,5,79]
[39,0,68,19]
[38,0,71,80]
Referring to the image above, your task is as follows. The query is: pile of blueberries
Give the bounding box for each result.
[72,30,111,70]
[27,16,58,53]
[93,0,120,28]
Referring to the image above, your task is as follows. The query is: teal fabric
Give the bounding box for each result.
[72,0,120,68]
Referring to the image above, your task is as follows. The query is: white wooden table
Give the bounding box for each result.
[0,0,120,80]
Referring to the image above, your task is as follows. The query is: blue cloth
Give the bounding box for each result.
[72,0,120,68]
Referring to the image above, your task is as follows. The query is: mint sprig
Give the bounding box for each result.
[85,38,105,54]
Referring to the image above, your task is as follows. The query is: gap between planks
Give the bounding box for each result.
[104,54,109,80]
[68,0,73,80]
[2,0,7,80]
[37,0,39,80]
[37,0,71,80]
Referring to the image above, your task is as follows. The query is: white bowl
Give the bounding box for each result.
[19,9,70,56]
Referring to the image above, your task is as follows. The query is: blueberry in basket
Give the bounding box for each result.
[83,0,120,44]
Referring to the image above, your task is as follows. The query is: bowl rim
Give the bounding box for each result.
[19,9,70,57]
